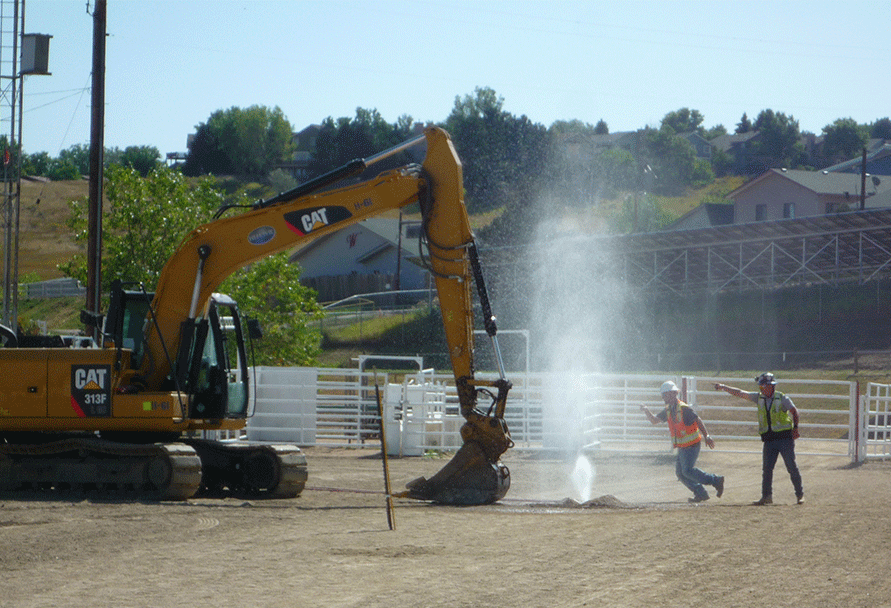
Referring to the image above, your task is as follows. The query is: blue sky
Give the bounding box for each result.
[19,0,891,158]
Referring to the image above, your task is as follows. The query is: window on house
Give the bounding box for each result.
[783,203,795,219]
[755,204,767,221]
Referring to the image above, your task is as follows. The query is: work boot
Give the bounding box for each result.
[753,496,772,506]
[715,476,725,498]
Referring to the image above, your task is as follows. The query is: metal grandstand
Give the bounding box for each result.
[484,208,891,297]
[618,208,891,295]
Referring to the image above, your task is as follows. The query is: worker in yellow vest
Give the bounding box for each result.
[715,373,804,505]
[641,380,724,503]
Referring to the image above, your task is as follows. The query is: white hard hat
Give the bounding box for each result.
[660,380,679,394]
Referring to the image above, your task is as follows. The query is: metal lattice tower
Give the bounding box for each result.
[0,0,22,329]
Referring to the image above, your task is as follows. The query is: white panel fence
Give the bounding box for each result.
[233,367,891,464]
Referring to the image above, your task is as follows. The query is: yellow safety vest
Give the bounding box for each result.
[757,392,794,435]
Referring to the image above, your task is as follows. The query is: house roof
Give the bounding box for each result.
[665,203,734,231]
[728,168,891,199]
[361,218,423,256]
[678,131,709,143]
[709,130,759,152]
[588,131,637,147]
[821,144,891,173]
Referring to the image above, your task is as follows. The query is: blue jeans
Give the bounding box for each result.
[676,442,720,500]
[762,438,803,498]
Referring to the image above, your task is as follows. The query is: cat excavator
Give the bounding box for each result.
[0,127,513,505]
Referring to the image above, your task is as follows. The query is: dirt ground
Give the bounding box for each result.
[1,441,890,608]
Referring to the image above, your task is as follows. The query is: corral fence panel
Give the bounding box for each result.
[860,382,891,461]
[234,368,873,464]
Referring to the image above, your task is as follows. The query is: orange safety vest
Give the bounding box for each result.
[665,402,702,448]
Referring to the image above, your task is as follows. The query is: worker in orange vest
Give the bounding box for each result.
[641,380,724,503]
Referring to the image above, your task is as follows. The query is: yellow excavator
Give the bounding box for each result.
[0,127,513,505]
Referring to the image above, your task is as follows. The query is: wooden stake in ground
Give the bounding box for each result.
[374,377,396,530]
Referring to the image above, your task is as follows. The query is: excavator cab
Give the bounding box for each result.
[103,281,250,421]
[103,280,154,369]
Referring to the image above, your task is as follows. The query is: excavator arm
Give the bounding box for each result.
[137,127,513,504]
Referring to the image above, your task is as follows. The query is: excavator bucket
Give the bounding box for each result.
[399,441,510,505]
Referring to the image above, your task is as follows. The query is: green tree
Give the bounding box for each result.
[58,144,91,176]
[736,113,752,133]
[753,109,805,169]
[640,126,713,195]
[548,119,596,137]
[615,192,675,233]
[703,124,727,140]
[183,122,232,175]
[60,165,323,365]
[267,168,298,194]
[59,165,222,288]
[594,119,609,135]
[443,87,547,214]
[661,108,705,134]
[22,151,51,176]
[821,118,869,165]
[47,159,80,181]
[870,117,891,139]
[184,105,295,178]
[118,145,162,176]
[710,146,735,177]
[220,254,323,366]
[310,108,415,177]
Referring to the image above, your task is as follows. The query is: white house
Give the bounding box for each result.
[289,217,430,302]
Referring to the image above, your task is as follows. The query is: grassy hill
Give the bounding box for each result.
[15,178,87,280]
[655,175,746,220]
[11,174,748,281]
[10,175,747,358]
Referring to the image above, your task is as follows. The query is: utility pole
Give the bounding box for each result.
[85,0,105,339]
[394,211,402,291]
[860,147,867,211]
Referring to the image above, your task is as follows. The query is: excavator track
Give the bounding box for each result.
[0,438,202,500]
[185,440,308,499]
[0,438,308,500]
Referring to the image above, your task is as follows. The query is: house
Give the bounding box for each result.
[709,130,762,174]
[665,203,734,231]
[289,217,430,302]
[822,143,891,176]
[678,131,712,160]
[727,168,891,223]
[588,130,641,152]
[275,124,321,181]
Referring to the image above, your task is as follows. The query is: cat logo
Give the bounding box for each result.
[301,208,329,233]
[71,365,112,418]
[74,367,107,390]
[284,206,353,236]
